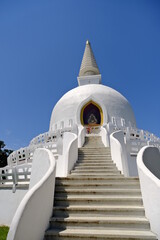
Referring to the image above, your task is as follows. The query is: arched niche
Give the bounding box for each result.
[80,100,103,126]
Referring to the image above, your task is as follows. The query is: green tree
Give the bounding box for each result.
[0,141,13,168]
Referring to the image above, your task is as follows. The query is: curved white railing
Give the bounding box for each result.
[110,131,129,176]
[108,116,160,157]
[7,115,160,168]
[109,118,160,177]
[1,121,78,189]
[29,130,60,145]
[7,121,78,167]
[56,132,78,177]
[137,146,160,240]
[4,117,160,183]
[78,125,85,148]
[100,125,110,147]
[7,133,58,167]
[109,116,160,147]
[124,127,160,155]
[65,133,78,174]
[7,148,56,240]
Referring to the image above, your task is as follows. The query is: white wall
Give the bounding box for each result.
[7,148,56,240]
[0,189,28,226]
[137,146,160,240]
[126,154,138,176]
[110,131,129,176]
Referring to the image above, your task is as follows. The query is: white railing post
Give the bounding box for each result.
[12,167,18,193]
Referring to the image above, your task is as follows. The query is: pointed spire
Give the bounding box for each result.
[79,40,100,77]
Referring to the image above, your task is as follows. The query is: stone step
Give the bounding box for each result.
[83,142,104,143]
[79,150,110,152]
[76,161,114,165]
[56,176,139,182]
[76,162,114,165]
[82,143,105,146]
[77,160,113,164]
[76,162,113,166]
[79,148,109,151]
[83,142,104,144]
[78,155,112,161]
[79,149,110,151]
[78,149,110,152]
[44,228,157,240]
[73,166,117,170]
[74,163,117,169]
[49,216,150,230]
[78,151,110,154]
[53,205,145,218]
[82,141,104,142]
[77,159,112,162]
[70,173,122,176]
[78,153,111,155]
[78,156,111,158]
[55,182,140,189]
[78,157,111,158]
[54,196,143,206]
[75,159,112,163]
[77,157,112,160]
[74,166,117,170]
[71,169,120,174]
[82,147,106,149]
[82,146,106,148]
[79,153,110,155]
[55,188,141,197]
[45,137,157,240]
[75,160,116,167]
[80,145,107,147]
[77,158,112,160]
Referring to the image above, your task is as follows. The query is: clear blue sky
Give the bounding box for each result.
[0,0,160,150]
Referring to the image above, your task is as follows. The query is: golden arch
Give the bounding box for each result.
[80,100,103,126]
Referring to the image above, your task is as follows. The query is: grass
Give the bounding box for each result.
[0,226,9,240]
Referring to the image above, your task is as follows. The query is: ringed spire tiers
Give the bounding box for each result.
[77,41,101,86]
[79,40,100,77]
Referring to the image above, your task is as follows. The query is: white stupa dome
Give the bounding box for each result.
[49,84,136,129]
[49,41,136,130]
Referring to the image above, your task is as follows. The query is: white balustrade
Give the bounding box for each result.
[124,127,160,156]
[110,117,160,156]
[3,116,160,187]
[0,164,31,191]
[7,119,76,167]
[8,146,35,166]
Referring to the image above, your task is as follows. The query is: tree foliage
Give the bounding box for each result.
[0,141,13,168]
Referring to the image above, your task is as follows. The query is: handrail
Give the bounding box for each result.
[7,148,56,240]
[7,121,78,167]
[110,130,129,176]
[0,164,31,192]
[137,146,160,239]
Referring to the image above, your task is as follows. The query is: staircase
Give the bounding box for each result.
[44,136,157,240]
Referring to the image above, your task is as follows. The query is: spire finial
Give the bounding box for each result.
[79,41,100,77]
[86,40,90,45]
